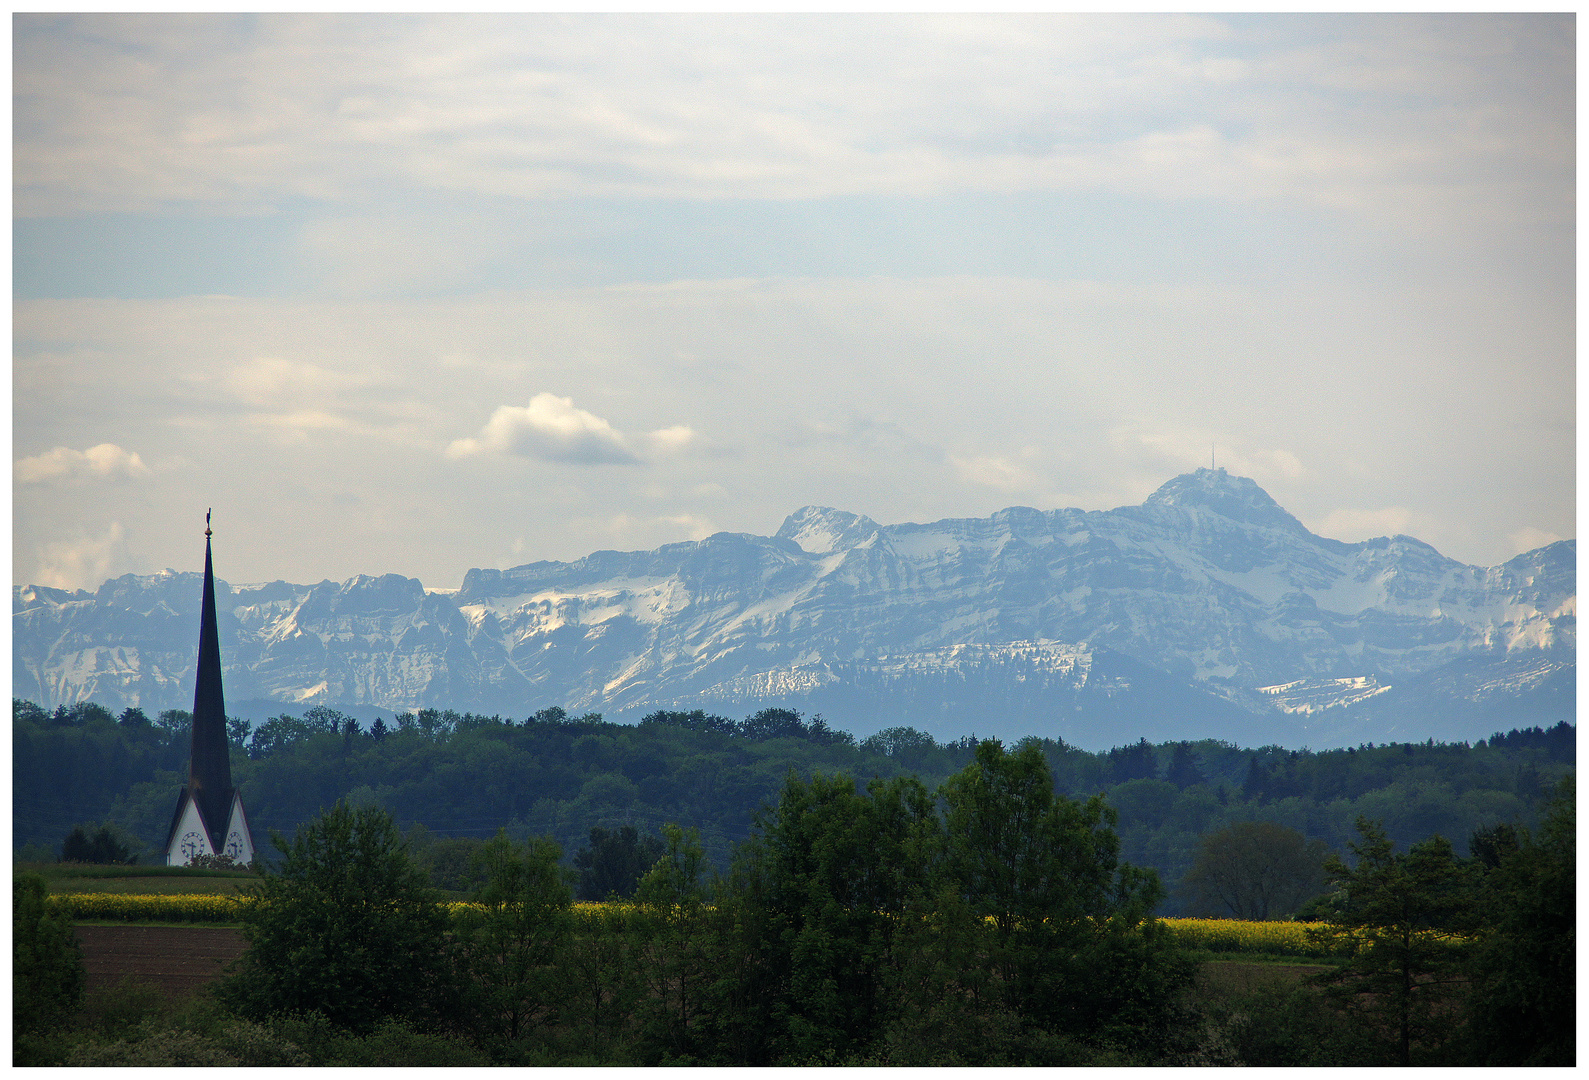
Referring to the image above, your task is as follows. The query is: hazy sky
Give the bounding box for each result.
[14,13,1575,592]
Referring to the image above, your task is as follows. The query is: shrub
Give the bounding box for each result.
[63,1020,310,1067]
[14,872,85,1034]
[61,823,138,865]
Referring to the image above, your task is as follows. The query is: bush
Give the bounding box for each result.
[14,872,85,1035]
[61,823,138,865]
[63,1020,310,1067]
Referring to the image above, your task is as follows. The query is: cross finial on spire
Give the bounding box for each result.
[206,508,212,538]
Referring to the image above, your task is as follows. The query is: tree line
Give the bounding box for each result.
[13,697,1572,919]
[15,745,1573,1066]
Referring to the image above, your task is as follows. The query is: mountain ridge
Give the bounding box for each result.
[14,469,1574,749]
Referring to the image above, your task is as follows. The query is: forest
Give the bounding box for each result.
[15,738,1575,1065]
[11,697,1574,916]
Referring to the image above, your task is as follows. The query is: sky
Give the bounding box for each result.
[13,13,1575,593]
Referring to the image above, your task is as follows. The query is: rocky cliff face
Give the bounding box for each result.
[14,470,1574,748]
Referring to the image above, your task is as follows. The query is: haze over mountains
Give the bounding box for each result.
[14,470,1574,749]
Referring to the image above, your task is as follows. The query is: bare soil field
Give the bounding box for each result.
[74,925,246,998]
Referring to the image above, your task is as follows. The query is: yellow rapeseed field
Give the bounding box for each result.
[53,894,1340,959]
[51,894,645,927]
[51,892,248,924]
[1162,917,1337,957]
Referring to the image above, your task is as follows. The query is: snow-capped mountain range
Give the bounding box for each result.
[14,470,1574,749]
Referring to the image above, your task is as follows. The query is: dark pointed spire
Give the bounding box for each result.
[188,509,233,845]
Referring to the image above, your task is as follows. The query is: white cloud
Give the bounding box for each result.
[11,274,1572,584]
[15,443,148,484]
[606,511,716,545]
[35,522,128,590]
[644,425,698,454]
[950,452,1040,494]
[1506,526,1564,557]
[13,14,1571,234]
[446,393,641,465]
[224,356,372,407]
[1308,506,1429,544]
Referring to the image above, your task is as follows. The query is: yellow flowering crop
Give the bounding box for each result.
[48,893,1340,960]
[1162,917,1337,958]
[50,892,249,924]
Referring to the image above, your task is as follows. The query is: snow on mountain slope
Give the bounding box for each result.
[13,470,1574,747]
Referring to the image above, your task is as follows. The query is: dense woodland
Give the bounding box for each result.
[15,744,1575,1065]
[12,698,1573,916]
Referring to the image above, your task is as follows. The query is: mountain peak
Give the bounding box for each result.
[1143,468,1309,533]
[776,506,882,554]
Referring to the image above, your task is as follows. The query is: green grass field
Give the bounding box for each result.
[19,862,258,896]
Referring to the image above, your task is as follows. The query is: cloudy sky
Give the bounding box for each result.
[14,13,1575,592]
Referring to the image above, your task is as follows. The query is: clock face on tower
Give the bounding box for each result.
[180,831,204,860]
[225,833,244,858]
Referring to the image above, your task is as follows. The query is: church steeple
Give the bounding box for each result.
[187,509,233,843]
[166,511,253,865]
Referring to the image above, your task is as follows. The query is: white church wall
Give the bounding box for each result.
[166,797,215,867]
[222,793,255,866]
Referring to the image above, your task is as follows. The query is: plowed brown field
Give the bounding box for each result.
[74,925,247,998]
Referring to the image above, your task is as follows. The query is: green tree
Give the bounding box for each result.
[1163,742,1206,788]
[1180,821,1328,919]
[117,706,152,728]
[941,740,1128,933]
[562,906,641,1060]
[938,740,1192,1059]
[218,802,451,1034]
[13,872,84,1036]
[630,823,720,1063]
[1463,776,1574,1065]
[574,825,666,901]
[1309,818,1476,1065]
[60,822,138,864]
[735,772,941,1062]
[456,831,573,1044]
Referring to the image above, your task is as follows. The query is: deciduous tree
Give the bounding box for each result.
[218,802,451,1034]
[457,832,572,1042]
[574,825,666,901]
[1181,821,1328,920]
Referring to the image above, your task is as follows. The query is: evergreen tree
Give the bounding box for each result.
[60,823,136,864]
[1108,738,1157,783]
[1163,742,1205,788]
[1309,818,1477,1065]
[1463,777,1574,1065]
